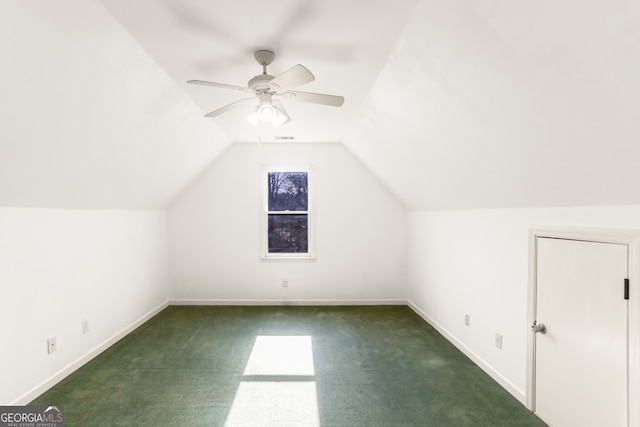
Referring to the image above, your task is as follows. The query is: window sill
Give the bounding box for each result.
[261,255,316,260]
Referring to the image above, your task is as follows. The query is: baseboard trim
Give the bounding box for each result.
[407,300,526,405]
[10,300,169,405]
[169,298,407,306]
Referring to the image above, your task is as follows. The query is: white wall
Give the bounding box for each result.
[408,205,640,401]
[0,208,169,404]
[169,143,407,302]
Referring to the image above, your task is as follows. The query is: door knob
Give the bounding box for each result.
[531,321,546,334]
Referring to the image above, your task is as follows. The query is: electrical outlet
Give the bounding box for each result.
[82,319,89,334]
[464,314,470,327]
[495,333,503,350]
[282,279,288,288]
[47,337,57,354]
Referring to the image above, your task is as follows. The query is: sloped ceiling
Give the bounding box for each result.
[2,0,640,211]
[0,0,231,209]
[345,0,640,210]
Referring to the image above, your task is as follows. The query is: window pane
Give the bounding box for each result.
[268,214,308,253]
[268,172,308,211]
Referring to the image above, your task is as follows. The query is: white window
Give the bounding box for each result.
[263,168,314,258]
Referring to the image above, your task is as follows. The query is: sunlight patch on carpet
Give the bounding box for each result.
[243,335,315,376]
[224,381,319,427]
[225,335,320,427]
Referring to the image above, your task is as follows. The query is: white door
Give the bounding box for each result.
[534,237,628,427]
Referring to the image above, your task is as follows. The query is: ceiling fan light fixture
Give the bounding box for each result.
[248,102,290,127]
[272,100,291,128]
[272,112,289,127]
[257,103,276,123]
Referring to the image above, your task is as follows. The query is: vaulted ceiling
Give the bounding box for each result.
[2,0,639,210]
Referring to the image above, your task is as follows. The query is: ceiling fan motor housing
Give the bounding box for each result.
[248,74,275,94]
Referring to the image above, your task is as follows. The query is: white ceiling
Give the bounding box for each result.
[2,0,640,210]
[0,0,231,209]
[345,0,640,209]
[100,0,419,144]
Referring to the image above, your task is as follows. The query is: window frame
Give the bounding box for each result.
[262,166,315,259]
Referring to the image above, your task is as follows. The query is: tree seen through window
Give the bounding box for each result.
[267,172,308,254]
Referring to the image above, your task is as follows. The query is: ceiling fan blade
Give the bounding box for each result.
[187,80,250,92]
[204,97,256,117]
[286,90,344,107]
[269,64,315,92]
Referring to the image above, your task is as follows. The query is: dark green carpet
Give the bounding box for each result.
[31,305,546,426]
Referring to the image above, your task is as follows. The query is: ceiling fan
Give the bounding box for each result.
[187,49,344,127]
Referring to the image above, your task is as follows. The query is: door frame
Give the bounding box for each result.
[526,227,640,427]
